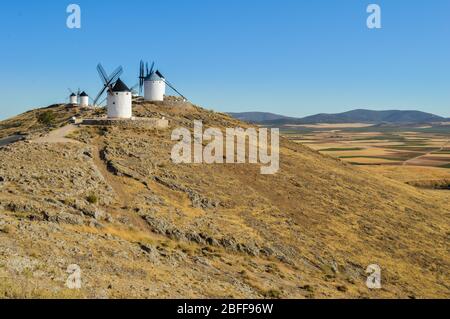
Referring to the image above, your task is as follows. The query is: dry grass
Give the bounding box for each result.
[0,101,449,298]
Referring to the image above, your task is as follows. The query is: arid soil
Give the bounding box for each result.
[0,101,449,298]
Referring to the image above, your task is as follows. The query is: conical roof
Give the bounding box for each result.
[112,78,131,92]
[145,72,163,81]
[80,91,88,97]
[70,93,77,97]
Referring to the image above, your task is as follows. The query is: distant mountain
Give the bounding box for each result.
[229,109,446,125]
[227,112,295,123]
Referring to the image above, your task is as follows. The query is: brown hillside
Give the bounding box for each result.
[0,100,449,298]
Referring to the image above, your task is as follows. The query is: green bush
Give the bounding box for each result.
[37,111,56,126]
[86,194,98,204]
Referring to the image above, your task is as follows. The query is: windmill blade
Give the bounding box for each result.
[129,83,139,96]
[93,86,108,106]
[99,96,108,106]
[139,77,144,95]
[154,69,187,100]
[129,83,139,95]
[94,63,124,105]
[110,65,123,79]
[164,79,188,101]
[97,64,109,84]
[68,88,74,94]
[149,62,155,75]
[92,91,104,106]
[140,61,145,79]
[108,66,123,85]
[106,82,116,95]
[139,61,145,95]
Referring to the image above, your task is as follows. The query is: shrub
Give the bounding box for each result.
[336,285,348,292]
[38,111,56,126]
[264,289,282,299]
[299,284,314,292]
[86,194,98,204]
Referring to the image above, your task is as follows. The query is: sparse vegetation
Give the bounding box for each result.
[86,194,98,204]
[0,100,449,299]
[37,111,56,126]
[336,285,348,292]
[264,289,282,299]
[0,104,104,139]
[299,284,315,292]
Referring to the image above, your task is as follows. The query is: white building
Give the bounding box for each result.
[69,93,78,104]
[79,91,89,107]
[107,78,132,119]
[144,72,166,102]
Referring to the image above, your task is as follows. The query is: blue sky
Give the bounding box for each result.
[0,0,449,120]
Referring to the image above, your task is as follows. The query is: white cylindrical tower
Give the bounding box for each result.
[107,78,132,119]
[80,91,89,107]
[69,93,78,104]
[144,73,166,102]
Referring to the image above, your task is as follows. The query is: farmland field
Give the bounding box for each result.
[280,123,450,188]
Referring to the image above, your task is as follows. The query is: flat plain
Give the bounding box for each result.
[281,123,450,188]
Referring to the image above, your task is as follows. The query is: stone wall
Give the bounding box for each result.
[81,117,169,130]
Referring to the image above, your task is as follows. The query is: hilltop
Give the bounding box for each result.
[0,100,449,298]
[229,109,447,125]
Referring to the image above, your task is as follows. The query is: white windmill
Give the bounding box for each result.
[138,61,187,102]
[79,91,89,107]
[68,88,81,105]
[93,64,132,119]
[107,79,132,119]
[69,93,78,104]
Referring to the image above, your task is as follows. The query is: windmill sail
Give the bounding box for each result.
[156,70,187,101]
[93,63,123,106]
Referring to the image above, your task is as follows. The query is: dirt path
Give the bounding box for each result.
[32,127,131,205]
[32,126,144,226]
[91,143,132,206]
[403,139,450,166]
[33,124,81,144]
[90,138,153,232]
